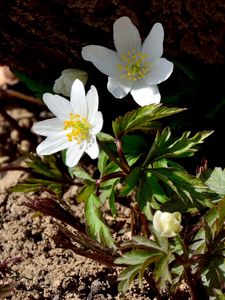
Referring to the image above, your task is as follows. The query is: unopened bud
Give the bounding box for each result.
[53,69,88,97]
[153,210,182,238]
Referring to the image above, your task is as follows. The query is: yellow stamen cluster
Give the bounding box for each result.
[64,113,91,143]
[118,48,150,81]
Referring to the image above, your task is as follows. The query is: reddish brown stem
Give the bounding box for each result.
[1,89,44,107]
[115,139,130,173]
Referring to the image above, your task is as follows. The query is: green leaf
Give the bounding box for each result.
[136,171,169,210]
[97,150,109,175]
[136,172,153,210]
[10,178,63,196]
[112,104,185,138]
[115,238,168,295]
[85,193,116,249]
[120,235,164,253]
[10,154,69,196]
[10,182,43,193]
[109,185,117,217]
[151,168,211,208]
[117,264,142,295]
[202,256,225,294]
[116,251,162,294]
[101,160,120,176]
[213,288,225,299]
[76,182,96,203]
[120,168,140,196]
[26,154,62,179]
[206,167,225,196]
[99,178,118,204]
[191,197,225,254]
[96,134,120,173]
[15,71,52,98]
[125,153,141,167]
[191,202,225,295]
[72,166,94,182]
[120,135,148,171]
[153,255,172,291]
[146,172,169,204]
[216,196,225,234]
[122,135,148,154]
[98,178,118,215]
[116,249,157,265]
[97,131,115,143]
[143,127,213,166]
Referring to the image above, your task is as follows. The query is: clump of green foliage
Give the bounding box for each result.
[10,99,225,299]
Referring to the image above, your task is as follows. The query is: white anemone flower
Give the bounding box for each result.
[153,210,182,238]
[32,79,103,167]
[82,16,173,106]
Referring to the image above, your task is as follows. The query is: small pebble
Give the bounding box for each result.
[10,130,20,142]
[18,140,30,152]
[18,118,31,128]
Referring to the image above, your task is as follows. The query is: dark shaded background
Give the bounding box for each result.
[0,0,225,170]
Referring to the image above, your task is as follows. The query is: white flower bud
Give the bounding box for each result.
[153,210,182,238]
[53,69,88,97]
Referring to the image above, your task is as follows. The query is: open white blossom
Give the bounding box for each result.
[53,68,88,97]
[82,16,173,106]
[32,79,103,167]
[153,210,182,238]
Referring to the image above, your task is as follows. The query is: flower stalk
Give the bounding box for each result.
[115,139,130,173]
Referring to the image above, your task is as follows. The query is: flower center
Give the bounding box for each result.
[118,49,150,81]
[64,113,91,143]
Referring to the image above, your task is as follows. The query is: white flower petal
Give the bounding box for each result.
[114,17,141,57]
[144,58,174,85]
[82,46,121,77]
[70,79,87,117]
[36,133,70,155]
[43,93,72,120]
[130,84,160,106]
[85,137,99,159]
[66,142,86,167]
[32,118,64,136]
[86,85,99,120]
[91,111,103,134]
[107,77,132,99]
[153,211,163,233]
[142,23,164,61]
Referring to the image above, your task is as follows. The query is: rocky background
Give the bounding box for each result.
[0,0,225,83]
